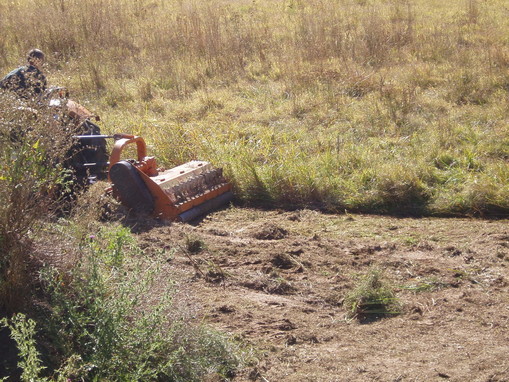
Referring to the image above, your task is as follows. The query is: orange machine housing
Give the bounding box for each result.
[108,134,233,222]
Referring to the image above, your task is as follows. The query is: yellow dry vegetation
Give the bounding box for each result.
[1,0,508,215]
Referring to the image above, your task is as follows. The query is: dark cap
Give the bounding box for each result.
[27,49,45,62]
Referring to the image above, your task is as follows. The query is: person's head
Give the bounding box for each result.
[27,49,45,70]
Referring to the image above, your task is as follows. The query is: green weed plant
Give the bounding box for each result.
[1,314,46,382]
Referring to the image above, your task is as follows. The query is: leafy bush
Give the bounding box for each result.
[32,225,243,381]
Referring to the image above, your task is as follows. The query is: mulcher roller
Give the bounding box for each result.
[108,135,233,222]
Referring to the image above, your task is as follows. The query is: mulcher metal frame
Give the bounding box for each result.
[78,133,233,222]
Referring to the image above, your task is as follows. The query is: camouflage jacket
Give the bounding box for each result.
[0,65,47,100]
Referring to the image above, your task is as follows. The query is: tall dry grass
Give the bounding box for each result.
[1,0,508,215]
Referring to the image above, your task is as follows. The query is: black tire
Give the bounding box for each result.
[65,119,108,188]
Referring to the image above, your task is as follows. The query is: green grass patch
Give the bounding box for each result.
[344,268,401,321]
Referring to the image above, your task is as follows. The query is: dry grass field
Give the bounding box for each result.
[2,0,509,215]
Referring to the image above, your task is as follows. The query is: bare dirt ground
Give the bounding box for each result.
[133,207,509,382]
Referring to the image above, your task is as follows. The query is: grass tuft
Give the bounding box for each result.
[344,268,401,321]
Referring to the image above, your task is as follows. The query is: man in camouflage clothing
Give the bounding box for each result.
[0,49,47,101]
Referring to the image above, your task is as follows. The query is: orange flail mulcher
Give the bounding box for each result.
[105,134,233,221]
